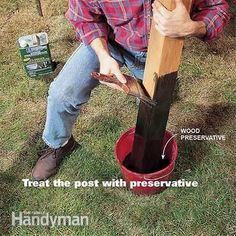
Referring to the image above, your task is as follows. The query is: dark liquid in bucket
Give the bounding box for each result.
[123,134,170,174]
[123,153,170,173]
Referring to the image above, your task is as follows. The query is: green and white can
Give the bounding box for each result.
[18,32,53,77]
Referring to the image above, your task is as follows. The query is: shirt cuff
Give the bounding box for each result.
[194,17,213,42]
[192,11,230,42]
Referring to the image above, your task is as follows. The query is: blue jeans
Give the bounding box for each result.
[42,41,147,148]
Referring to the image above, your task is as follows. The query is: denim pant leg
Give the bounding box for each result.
[42,43,124,148]
[123,50,147,80]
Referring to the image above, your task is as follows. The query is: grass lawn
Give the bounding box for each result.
[0,1,235,235]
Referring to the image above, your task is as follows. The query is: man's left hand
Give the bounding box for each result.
[152,0,196,38]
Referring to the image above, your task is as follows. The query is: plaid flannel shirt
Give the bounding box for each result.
[66,0,230,51]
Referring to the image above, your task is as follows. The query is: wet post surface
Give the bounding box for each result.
[123,0,193,174]
[123,72,177,173]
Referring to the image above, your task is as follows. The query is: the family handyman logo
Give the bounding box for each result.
[12,212,89,227]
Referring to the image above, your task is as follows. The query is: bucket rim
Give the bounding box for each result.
[115,127,178,178]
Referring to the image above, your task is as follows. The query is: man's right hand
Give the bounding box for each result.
[99,54,126,83]
[91,38,126,90]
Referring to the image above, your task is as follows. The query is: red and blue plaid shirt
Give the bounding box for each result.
[66,0,230,51]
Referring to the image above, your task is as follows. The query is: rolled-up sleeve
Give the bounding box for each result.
[65,0,109,45]
[191,0,230,41]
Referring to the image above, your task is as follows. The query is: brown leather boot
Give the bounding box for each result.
[32,136,77,180]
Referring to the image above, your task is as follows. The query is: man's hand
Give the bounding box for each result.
[152,0,206,38]
[91,38,126,91]
[99,53,126,91]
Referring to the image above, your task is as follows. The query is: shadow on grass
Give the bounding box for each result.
[174,102,236,179]
[40,61,63,84]
[0,173,20,235]
[0,128,44,235]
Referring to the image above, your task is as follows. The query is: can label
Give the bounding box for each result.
[18,32,53,77]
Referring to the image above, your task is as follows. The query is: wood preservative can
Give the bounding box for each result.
[18,32,53,77]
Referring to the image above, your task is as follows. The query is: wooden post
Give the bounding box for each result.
[143,0,193,97]
[124,0,193,173]
[36,0,43,17]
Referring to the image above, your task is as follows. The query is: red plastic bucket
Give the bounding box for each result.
[115,127,178,195]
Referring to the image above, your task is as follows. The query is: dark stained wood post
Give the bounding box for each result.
[124,0,193,173]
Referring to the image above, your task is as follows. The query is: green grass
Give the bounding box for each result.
[0,1,236,235]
